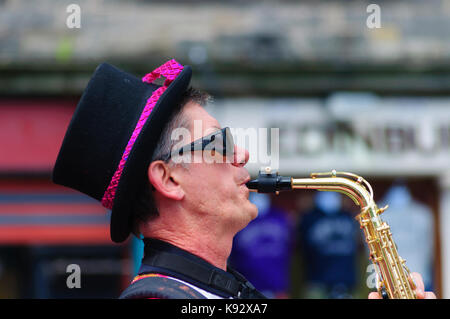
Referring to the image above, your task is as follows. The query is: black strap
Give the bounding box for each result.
[227,267,268,299]
[143,247,242,297]
[119,275,206,299]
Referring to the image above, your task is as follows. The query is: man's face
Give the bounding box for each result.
[174,102,258,234]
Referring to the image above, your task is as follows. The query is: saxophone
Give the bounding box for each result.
[246,167,417,299]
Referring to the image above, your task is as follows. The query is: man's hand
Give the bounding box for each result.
[368,272,436,299]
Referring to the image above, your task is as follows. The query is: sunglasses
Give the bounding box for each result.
[162,127,235,162]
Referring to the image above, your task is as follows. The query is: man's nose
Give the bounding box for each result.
[231,145,249,167]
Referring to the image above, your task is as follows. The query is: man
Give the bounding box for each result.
[53,59,263,298]
[53,59,435,299]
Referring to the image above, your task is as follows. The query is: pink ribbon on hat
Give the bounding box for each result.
[101,59,184,210]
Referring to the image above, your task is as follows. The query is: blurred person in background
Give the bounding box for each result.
[229,193,293,298]
[296,192,361,298]
[52,59,435,299]
[380,182,434,291]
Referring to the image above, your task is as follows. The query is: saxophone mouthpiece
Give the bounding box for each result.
[245,179,259,191]
[246,167,292,193]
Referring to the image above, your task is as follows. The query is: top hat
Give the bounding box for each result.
[52,60,192,243]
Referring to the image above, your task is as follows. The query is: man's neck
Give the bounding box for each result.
[150,233,232,270]
[141,214,233,271]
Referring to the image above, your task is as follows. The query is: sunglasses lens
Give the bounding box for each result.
[223,128,234,158]
[168,127,235,162]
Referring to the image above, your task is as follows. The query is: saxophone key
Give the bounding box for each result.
[377,223,390,232]
[358,218,370,227]
[377,205,389,214]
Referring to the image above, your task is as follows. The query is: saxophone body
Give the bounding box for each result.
[247,168,416,299]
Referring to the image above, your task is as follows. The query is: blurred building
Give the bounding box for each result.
[0,0,450,298]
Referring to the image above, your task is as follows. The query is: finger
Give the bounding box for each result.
[410,272,425,291]
[368,292,382,299]
[424,291,437,299]
[410,272,425,298]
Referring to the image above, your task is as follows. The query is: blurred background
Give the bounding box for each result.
[0,0,449,298]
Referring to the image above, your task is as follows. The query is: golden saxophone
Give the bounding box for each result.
[246,167,417,299]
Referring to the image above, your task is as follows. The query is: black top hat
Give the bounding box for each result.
[52,60,192,243]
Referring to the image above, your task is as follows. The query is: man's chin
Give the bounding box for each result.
[248,202,258,220]
[234,204,258,232]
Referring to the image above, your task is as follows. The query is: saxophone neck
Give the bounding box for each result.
[246,167,374,208]
[292,170,373,208]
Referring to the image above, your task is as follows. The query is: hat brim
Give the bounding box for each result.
[110,66,192,243]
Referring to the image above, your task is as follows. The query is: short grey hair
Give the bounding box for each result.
[152,88,212,163]
[131,87,212,237]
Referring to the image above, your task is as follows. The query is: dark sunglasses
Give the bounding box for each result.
[163,127,235,162]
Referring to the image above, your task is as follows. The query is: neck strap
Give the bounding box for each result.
[141,239,266,299]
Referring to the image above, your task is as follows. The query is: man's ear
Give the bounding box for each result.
[147,161,184,201]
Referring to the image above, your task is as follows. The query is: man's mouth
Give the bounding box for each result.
[240,176,250,187]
